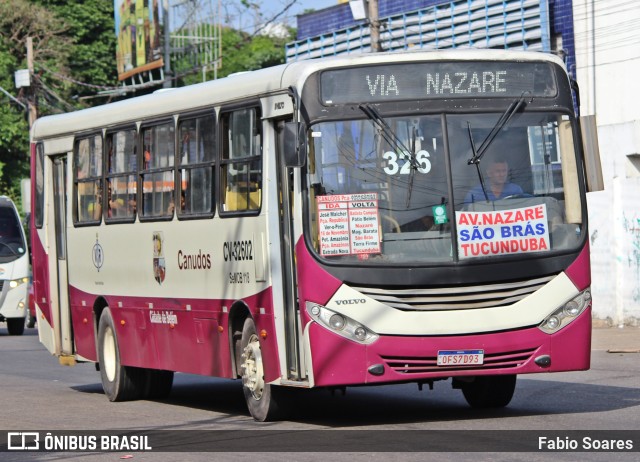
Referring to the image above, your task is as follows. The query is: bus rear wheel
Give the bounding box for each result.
[460,375,517,408]
[97,308,145,401]
[240,317,280,421]
[7,318,25,335]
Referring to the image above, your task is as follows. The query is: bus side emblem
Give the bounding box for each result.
[92,235,104,272]
[153,231,166,285]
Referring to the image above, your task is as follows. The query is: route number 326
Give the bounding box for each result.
[382,150,432,175]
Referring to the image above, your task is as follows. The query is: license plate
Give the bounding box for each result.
[437,349,484,366]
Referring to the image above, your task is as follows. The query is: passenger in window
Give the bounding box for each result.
[464,156,523,203]
[107,183,122,218]
[181,131,197,164]
[167,191,185,215]
[129,195,137,215]
[144,149,151,169]
[90,186,102,220]
[108,189,136,218]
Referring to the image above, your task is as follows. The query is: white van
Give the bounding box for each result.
[0,196,29,335]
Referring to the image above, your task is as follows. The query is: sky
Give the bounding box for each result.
[290,0,341,15]
[263,0,342,22]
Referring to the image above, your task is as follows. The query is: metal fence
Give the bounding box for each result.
[286,0,551,61]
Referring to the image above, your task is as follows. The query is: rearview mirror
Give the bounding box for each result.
[580,115,604,192]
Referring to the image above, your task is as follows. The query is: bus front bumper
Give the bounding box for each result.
[306,308,591,387]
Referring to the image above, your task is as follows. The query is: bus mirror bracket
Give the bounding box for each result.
[580,115,604,192]
[283,121,306,168]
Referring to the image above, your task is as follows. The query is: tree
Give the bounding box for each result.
[34,0,118,102]
[0,51,29,208]
[0,0,72,206]
[175,24,292,86]
[0,0,294,205]
[0,1,118,205]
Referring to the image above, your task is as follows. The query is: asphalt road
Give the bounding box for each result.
[1,325,638,462]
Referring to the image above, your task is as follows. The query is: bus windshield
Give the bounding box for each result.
[0,204,27,261]
[306,110,583,264]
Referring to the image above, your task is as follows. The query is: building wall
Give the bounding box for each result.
[573,0,640,326]
[297,1,445,41]
[549,0,577,81]
[292,0,578,79]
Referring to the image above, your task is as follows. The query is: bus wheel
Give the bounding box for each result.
[97,308,145,401]
[461,375,517,408]
[240,317,280,421]
[7,318,25,335]
[143,370,174,400]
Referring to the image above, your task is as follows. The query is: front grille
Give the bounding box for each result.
[351,274,557,311]
[381,348,537,374]
[0,280,4,291]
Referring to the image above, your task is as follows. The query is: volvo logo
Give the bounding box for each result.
[335,299,366,306]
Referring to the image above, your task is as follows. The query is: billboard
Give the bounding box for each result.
[115,0,164,81]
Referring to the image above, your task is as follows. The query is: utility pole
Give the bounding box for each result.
[26,37,37,129]
[368,0,381,52]
[163,0,172,88]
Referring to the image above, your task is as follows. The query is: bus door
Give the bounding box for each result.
[51,155,74,359]
[276,119,305,382]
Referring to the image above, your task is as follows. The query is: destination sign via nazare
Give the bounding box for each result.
[321,61,556,104]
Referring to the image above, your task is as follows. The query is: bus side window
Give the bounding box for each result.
[74,134,103,225]
[177,114,215,216]
[220,107,262,213]
[106,128,137,221]
[140,122,175,219]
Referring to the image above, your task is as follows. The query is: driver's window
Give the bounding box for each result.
[449,114,532,208]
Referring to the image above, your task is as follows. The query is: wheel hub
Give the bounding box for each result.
[241,334,265,400]
[103,326,117,382]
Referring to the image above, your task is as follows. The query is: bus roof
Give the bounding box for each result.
[31,49,565,141]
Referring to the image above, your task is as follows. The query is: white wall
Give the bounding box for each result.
[574,0,640,325]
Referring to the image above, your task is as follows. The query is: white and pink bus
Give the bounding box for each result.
[30,50,603,421]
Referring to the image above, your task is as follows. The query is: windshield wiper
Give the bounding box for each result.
[467,91,532,166]
[359,103,419,170]
[360,104,422,209]
[0,242,21,256]
[466,91,533,201]
[467,121,489,201]
[406,125,418,207]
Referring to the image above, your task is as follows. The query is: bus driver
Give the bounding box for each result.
[464,156,523,203]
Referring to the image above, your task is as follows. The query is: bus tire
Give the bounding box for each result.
[97,308,145,401]
[143,369,174,400]
[7,318,25,335]
[461,375,517,408]
[240,317,280,421]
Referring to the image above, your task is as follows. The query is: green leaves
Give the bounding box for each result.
[0,0,294,203]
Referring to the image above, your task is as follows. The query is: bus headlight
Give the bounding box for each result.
[538,289,591,334]
[9,277,29,289]
[306,302,379,344]
[329,314,346,330]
